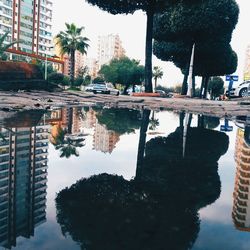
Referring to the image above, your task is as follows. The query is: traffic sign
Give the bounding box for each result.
[220,125,233,132]
[226,75,239,81]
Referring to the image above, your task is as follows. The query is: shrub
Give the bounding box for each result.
[48,72,64,84]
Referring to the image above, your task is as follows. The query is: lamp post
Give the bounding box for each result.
[187,43,195,97]
[45,46,54,81]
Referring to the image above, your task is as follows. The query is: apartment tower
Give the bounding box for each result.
[0,114,49,248]
[232,128,250,231]
[97,34,125,70]
[0,0,53,60]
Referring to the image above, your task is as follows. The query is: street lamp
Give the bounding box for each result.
[187,43,195,97]
[45,46,54,81]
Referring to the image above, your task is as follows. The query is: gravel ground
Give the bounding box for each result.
[0,90,250,118]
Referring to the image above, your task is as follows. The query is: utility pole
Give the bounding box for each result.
[187,43,195,97]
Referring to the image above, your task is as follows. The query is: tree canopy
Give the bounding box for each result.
[85,0,197,92]
[153,0,239,42]
[99,57,144,93]
[208,77,225,99]
[153,0,239,96]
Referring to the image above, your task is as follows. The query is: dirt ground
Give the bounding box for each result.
[0,90,250,118]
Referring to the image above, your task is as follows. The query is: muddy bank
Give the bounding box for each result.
[0,90,250,118]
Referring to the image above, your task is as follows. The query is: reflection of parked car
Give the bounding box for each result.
[93,82,120,96]
[85,84,94,92]
[226,81,250,97]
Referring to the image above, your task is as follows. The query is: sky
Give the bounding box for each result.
[52,0,250,87]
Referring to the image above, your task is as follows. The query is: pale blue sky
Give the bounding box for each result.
[52,0,250,87]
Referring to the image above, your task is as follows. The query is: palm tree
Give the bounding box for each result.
[152,66,163,90]
[56,23,90,86]
[0,31,18,59]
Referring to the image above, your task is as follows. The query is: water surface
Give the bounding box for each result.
[0,107,250,250]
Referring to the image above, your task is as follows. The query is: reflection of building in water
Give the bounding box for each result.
[0,121,49,248]
[47,108,83,139]
[93,123,120,154]
[82,109,97,129]
[81,107,120,154]
[233,128,250,231]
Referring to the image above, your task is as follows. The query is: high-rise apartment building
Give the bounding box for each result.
[0,0,58,62]
[63,51,85,78]
[97,34,125,70]
[244,45,250,81]
[232,128,250,231]
[84,57,98,78]
[0,114,49,248]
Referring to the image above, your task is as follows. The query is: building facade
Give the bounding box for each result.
[97,34,125,70]
[0,115,49,248]
[0,0,63,68]
[244,45,250,81]
[84,57,98,78]
[62,51,85,78]
[232,128,250,231]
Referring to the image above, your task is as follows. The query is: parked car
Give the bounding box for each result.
[155,90,166,96]
[85,84,94,92]
[93,82,120,96]
[226,80,250,97]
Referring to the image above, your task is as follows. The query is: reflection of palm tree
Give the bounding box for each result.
[149,111,159,131]
[52,128,85,158]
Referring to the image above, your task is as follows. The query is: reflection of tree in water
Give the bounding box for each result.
[51,127,85,158]
[96,108,141,135]
[56,116,229,250]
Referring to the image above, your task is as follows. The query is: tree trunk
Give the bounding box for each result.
[144,8,154,93]
[200,77,205,98]
[197,115,205,128]
[192,73,195,97]
[136,109,151,177]
[202,76,210,99]
[181,72,188,95]
[179,112,185,128]
[70,49,75,87]
[132,84,135,93]
[123,85,129,95]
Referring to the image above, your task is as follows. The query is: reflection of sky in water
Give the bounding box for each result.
[2,111,249,250]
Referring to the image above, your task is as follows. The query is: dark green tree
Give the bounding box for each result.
[85,0,202,93]
[208,77,225,100]
[153,0,239,96]
[153,0,239,43]
[99,57,144,94]
[48,72,64,84]
[93,76,105,83]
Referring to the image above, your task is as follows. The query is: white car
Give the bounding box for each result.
[227,81,250,97]
[85,84,94,92]
[93,82,120,96]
